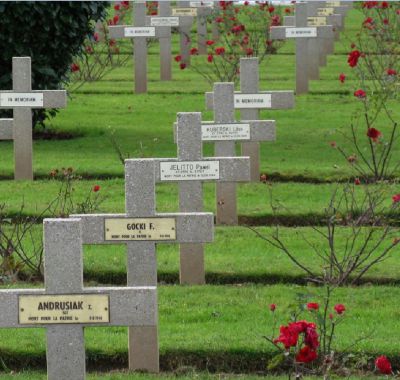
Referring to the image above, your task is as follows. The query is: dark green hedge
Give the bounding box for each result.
[0,1,109,127]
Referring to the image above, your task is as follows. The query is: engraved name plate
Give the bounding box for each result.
[308,17,327,26]
[160,160,220,181]
[150,17,179,27]
[0,93,44,107]
[285,27,317,38]
[202,123,251,141]
[19,294,109,324]
[105,218,176,241]
[234,94,272,109]
[318,8,335,16]
[172,8,197,16]
[124,27,156,37]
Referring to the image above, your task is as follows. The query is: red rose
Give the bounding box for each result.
[350,43,356,49]
[354,178,361,185]
[114,4,120,10]
[387,68,397,76]
[215,47,225,55]
[285,7,291,14]
[93,185,100,192]
[354,89,366,98]
[174,55,182,62]
[215,17,224,23]
[367,127,381,142]
[268,6,275,13]
[190,48,198,55]
[206,40,215,46]
[304,325,319,350]
[271,15,281,26]
[93,32,99,42]
[307,302,319,311]
[109,39,116,47]
[339,73,346,83]
[207,54,214,63]
[383,18,389,25]
[296,346,318,363]
[113,15,119,24]
[392,194,400,203]
[179,63,186,70]
[70,63,80,72]
[269,303,276,312]
[375,355,392,375]
[334,304,346,315]
[347,50,361,68]
[245,47,253,56]
[381,1,389,8]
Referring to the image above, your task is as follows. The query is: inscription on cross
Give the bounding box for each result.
[270,2,333,94]
[0,218,156,380]
[72,159,214,372]
[0,57,67,180]
[205,59,294,182]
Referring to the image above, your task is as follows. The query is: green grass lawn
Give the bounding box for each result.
[0,6,399,379]
[0,284,399,372]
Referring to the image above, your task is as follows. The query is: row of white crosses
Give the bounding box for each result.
[270,1,350,94]
[0,57,67,180]
[109,1,217,93]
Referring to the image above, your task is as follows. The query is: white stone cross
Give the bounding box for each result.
[0,218,156,380]
[270,2,333,94]
[0,57,67,180]
[109,1,176,93]
[205,58,295,182]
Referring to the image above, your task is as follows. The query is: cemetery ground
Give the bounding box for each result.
[0,7,399,379]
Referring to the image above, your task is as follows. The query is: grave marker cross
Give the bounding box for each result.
[73,159,214,372]
[270,3,333,94]
[205,59,295,182]
[0,218,156,380]
[169,112,250,282]
[0,57,67,180]
[109,1,173,93]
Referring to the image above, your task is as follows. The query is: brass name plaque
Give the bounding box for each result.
[19,294,109,325]
[172,8,197,16]
[308,17,327,26]
[318,8,334,16]
[105,218,176,241]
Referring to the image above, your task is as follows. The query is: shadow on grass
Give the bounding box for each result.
[81,270,400,287]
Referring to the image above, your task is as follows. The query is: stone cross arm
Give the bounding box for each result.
[152,157,250,182]
[0,90,67,109]
[72,213,214,245]
[173,120,276,143]
[206,90,294,110]
[0,119,13,140]
[0,286,157,328]
[109,25,168,39]
[270,25,333,40]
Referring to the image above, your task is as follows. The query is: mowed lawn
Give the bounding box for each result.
[0,6,399,378]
